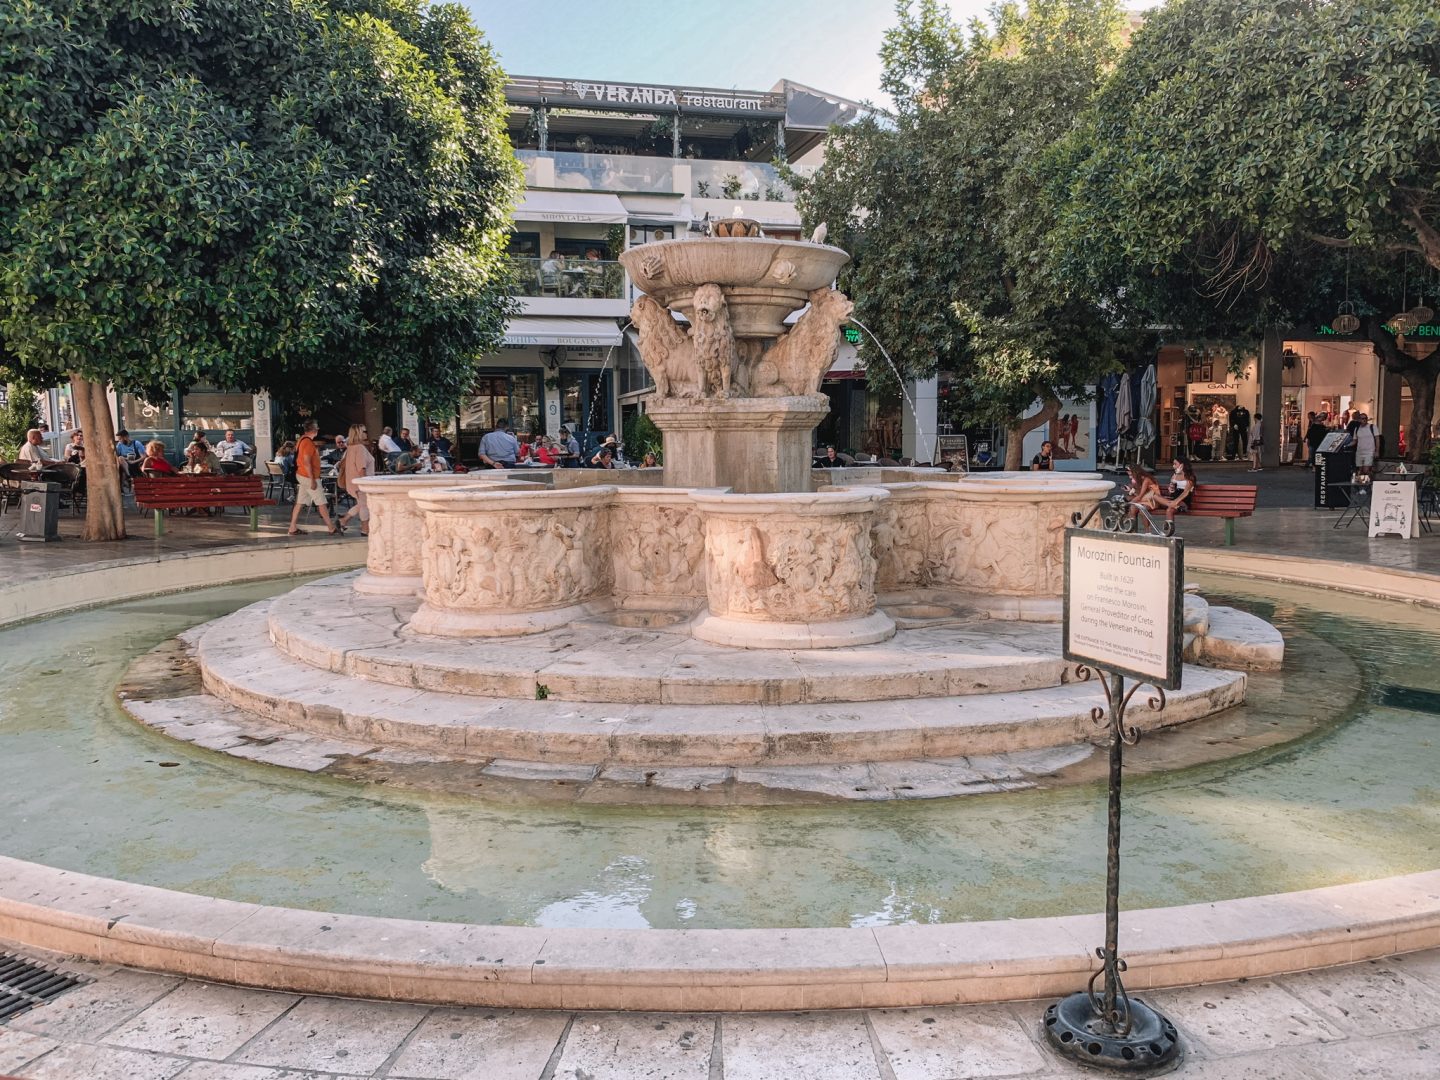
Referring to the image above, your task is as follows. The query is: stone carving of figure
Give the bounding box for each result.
[630,295,699,398]
[751,288,854,397]
[690,283,737,399]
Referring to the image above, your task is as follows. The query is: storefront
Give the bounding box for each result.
[116,386,259,456]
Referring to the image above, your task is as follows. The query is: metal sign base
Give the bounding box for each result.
[1044,990,1180,1072]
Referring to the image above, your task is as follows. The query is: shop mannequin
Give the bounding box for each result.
[1229,404,1251,463]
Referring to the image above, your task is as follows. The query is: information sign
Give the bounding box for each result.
[1368,480,1420,539]
[1063,529,1184,690]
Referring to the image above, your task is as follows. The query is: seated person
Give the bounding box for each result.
[814,445,842,468]
[427,425,453,465]
[188,430,212,456]
[114,429,146,479]
[641,451,659,468]
[321,434,346,466]
[532,437,562,467]
[393,449,424,474]
[215,429,252,464]
[273,440,297,475]
[63,430,86,465]
[1122,464,1164,518]
[590,434,620,467]
[183,441,221,474]
[141,440,177,475]
[1030,440,1055,471]
[478,419,520,468]
[18,428,61,471]
[1156,457,1197,520]
[377,427,402,470]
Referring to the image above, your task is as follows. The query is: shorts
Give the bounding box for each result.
[1355,449,1375,467]
[295,480,328,507]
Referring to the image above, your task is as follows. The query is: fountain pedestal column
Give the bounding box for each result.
[689,488,895,648]
[648,395,830,494]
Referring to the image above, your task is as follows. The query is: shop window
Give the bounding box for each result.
[181,388,254,438]
[508,232,541,257]
[119,392,177,439]
[458,373,541,460]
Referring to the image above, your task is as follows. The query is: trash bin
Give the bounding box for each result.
[17,481,61,542]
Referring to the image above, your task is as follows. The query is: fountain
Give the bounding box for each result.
[20,229,1430,1023]
[141,225,1282,792]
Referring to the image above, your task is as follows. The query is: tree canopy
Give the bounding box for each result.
[0,0,521,415]
[1049,0,1440,456]
[794,0,1134,453]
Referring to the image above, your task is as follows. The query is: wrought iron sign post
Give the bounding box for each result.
[1042,503,1185,1071]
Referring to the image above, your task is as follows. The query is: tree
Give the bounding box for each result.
[0,0,520,538]
[793,0,1131,462]
[1051,0,1440,459]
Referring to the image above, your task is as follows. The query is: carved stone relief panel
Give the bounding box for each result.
[703,514,877,621]
[926,499,1042,596]
[611,501,706,600]
[420,506,609,613]
[872,493,930,589]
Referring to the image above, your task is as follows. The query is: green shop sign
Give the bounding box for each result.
[1316,322,1440,337]
[842,326,861,344]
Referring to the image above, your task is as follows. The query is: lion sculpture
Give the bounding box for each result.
[629,295,697,398]
[690,283,737,398]
[750,288,854,397]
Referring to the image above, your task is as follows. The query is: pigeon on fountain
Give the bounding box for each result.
[810,222,828,245]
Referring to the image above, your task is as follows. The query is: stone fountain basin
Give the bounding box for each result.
[619,236,850,337]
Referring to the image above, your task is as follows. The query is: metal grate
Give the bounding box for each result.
[0,953,91,1021]
[1374,685,1440,716]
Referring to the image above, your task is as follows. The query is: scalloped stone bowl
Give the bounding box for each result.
[619,236,851,337]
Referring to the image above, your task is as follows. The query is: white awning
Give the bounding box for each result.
[514,190,628,224]
[505,317,624,349]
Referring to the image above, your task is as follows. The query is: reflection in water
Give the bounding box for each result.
[0,576,1437,929]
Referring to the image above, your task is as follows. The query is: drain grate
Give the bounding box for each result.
[1374,685,1440,715]
[0,953,91,1021]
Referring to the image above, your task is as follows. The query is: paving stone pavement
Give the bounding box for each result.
[1,948,1438,1078]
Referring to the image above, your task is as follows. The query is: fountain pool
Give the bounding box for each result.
[1,573,1436,931]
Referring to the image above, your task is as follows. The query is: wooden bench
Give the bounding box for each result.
[1185,483,1258,546]
[133,475,275,537]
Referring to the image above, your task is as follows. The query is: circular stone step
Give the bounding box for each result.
[264,576,1074,705]
[194,596,1250,768]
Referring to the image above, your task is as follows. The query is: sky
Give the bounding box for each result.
[463,0,1162,107]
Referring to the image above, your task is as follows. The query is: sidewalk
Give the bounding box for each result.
[0,946,1435,1078]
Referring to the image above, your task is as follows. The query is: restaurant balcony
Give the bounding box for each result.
[512,256,629,318]
[516,150,813,205]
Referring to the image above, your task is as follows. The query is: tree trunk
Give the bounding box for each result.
[1400,366,1437,464]
[1005,397,1059,469]
[1362,316,1440,463]
[69,373,127,541]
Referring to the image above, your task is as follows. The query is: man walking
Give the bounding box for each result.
[287,420,339,535]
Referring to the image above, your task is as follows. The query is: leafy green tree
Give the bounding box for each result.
[1052,0,1440,459]
[0,0,520,538]
[793,0,1130,462]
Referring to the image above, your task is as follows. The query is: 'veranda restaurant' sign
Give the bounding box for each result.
[506,76,786,118]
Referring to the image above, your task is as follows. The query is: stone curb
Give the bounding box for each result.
[0,538,364,630]
[0,856,1436,1010]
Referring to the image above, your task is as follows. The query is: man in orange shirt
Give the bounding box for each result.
[287,419,340,535]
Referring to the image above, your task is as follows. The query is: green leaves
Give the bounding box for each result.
[797,0,1129,424]
[0,0,520,411]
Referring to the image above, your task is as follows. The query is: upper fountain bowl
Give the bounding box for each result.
[619,236,850,338]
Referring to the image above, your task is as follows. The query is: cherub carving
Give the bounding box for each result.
[690,283,737,398]
[630,295,698,398]
[758,288,854,396]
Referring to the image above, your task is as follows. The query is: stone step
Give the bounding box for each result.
[265,576,1075,705]
[196,599,1249,768]
[121,690,1101,801]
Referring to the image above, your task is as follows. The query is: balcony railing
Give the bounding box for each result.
[518,150,674,194]
[516,150,813,203]
[689,159,797,202]
[514,256,626,299]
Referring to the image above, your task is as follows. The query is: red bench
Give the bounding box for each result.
[132,475,275,537]
[1186,483,1258,546]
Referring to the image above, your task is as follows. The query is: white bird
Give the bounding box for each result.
[810,222,828,245]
